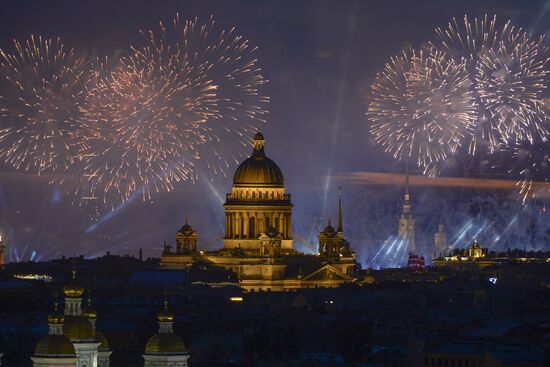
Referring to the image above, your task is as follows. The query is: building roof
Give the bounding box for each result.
[145,333,187,354]
[34,335,76,356]
[63,316,95,341]
[233,132,284,187]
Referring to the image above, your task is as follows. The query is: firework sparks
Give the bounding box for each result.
[0,36,91,174]
[367,47,475,175]
[434,14,550,153]
[506,139,550,204]
[79,15,269,203]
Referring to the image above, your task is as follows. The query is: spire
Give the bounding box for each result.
[337,188,343,233]
[157,289,175,333]
[405,159,410,196]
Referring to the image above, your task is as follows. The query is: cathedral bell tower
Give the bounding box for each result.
[224,131,293,253]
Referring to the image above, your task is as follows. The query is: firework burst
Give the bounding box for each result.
[80,44,213,201]
[367,47,476,175]
[434,14,550,153]
[0,36,91,173]
[505,139,550,204]
[79,15,269,203]
[155,14,270,177]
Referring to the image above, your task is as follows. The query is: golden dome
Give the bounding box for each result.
[81,297,97,320]
[63,316,95,340]
[47,302,64,325]
[233,132,284,187]
[35,335,76,356]
[47,311,64,325]
[157,308,175,323]
[64,271,84,298]
[96,330,110,350]
[145,333,187,354]
[81,307,97,320]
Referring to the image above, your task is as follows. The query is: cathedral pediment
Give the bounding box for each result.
[301,264,353,282]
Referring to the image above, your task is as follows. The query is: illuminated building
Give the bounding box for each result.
[62,273,101,367]
[434,224,448,256]
[143,298,189,367]
[398,172,416,253]
[81,294,111,367]
[32,271,111,367]
[161,132,358,291]
[433,240,496,269]
[31,303,77,367]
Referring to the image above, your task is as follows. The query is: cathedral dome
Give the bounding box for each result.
[145,333,187,354]
[35,335,76,356]
[233,131,284,187]
[63,316,95,340]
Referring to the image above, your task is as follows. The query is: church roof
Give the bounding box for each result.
[145,333,187,354]
[320,221,337,237]
[34,335,76,356]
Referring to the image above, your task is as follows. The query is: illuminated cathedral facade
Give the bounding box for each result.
[161,132,358,291]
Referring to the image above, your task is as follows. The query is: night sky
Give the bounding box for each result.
[1,0,549,264]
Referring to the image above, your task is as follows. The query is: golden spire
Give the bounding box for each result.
[82,289,97,319]
[48,300,64,325]
[405,159,410,196]
[157,289,174,323]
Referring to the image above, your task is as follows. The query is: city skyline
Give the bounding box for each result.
[0,0,549,266]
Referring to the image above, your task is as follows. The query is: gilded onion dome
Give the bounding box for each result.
[35,302,75,357]
[145,334,187,354]
[145,296,187,354]
[233,131,284,187]
[63,316,95,340]
[81,294,97,320]
[47,302,64,325]
[35,335,76,356]
[157,308,175,323]
[64,270,84,298]
[157,297,174,322]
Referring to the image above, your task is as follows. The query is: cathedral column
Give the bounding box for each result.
[258,213,264,235]
[225,215,229,238]
[232,213,237,239]
[243,212,249,239]
[236,213,242,239]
